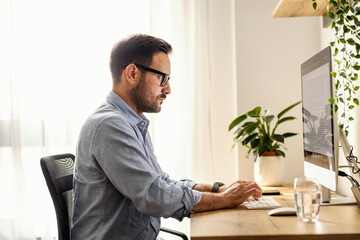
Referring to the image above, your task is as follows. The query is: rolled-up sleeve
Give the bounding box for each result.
[92,116,202,221]
[161,172,197,188]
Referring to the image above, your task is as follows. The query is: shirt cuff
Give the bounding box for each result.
[180,179,198,189]
[174,187,202,221]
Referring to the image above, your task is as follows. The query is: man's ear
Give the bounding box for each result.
[123,64,140,86]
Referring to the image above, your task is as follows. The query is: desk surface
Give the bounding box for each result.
[190,186,360,240]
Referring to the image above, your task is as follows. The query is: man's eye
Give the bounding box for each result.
[158,75,164,81]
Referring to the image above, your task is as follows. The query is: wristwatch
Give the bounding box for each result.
[211,182,224,193]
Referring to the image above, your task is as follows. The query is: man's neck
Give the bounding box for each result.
[112,88,142,116]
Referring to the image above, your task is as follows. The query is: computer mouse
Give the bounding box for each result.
[268,207,297,216]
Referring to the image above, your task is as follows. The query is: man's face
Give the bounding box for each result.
[130,52,171,114]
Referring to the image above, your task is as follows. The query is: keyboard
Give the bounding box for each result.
[243,197,281,210]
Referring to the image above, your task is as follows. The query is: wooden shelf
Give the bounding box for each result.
[272,0,328,18]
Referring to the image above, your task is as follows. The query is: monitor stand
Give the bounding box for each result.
[320,185,358,206]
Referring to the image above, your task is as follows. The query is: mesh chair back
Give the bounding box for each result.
[40,153,75,240]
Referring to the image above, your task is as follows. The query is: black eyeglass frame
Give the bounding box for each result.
[134,63,170,87]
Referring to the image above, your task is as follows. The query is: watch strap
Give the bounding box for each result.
[211,182,224,193]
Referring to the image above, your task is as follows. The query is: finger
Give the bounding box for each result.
[243,187,263,201]
[240,181,262,193]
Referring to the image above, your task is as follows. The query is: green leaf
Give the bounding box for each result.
[354,65,360,71]
[247,106,261,118]
[264,115,275,123]
[313,2,317,10]
[329,98,335,104]
[277,116,296,125]
[263,134,272,145]
[330,72,337,77]
[233,121,258,141]
[250,138,260,149]
[349,117,355,121]
[327,11,335,19]
[354,98,359,105]
[335,48,339,56]
[355,18,360,26]
[277,101,301,119]
[242,133,258,145]
[283,132,297,138]
[344,5,350,13]
[348,38,356,45]
[258,145,268,157]
[253,150,258,162]
[346,15,353,22]
[349,105,355,109]
[272,134,285,143]
[276,150,285,158]
[335,9,344,15]
[331,21,336,29]
[233,127,247,141]
[229,114,247,131]
[245,122,258,134]
[241,121,255,128]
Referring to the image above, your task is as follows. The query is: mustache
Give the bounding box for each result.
[158,94,167,99]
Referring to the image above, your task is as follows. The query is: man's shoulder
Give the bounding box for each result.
[85,103,131,131]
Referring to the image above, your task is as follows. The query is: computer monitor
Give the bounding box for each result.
[300,46,356,204]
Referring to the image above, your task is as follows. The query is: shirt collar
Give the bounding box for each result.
[106,91,150,129]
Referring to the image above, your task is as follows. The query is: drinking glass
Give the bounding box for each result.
[294,177,321,222]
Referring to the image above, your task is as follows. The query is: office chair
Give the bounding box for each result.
[40,153,188,240]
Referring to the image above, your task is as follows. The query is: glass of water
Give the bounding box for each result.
[294,177,321,222]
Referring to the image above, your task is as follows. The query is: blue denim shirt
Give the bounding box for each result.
[71,91,202,240]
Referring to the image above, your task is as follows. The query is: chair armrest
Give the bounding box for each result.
[160,227,188,240]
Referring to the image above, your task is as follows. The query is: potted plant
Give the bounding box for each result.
[228,101,301,186]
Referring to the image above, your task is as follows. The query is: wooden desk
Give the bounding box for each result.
[190,187,360,240]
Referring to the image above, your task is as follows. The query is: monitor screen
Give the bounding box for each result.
[301,46,338,192]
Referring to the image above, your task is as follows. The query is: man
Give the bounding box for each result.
[71,34,262,240]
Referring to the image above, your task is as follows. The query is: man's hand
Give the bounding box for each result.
[192,180,262,212]
[221,180,262,208]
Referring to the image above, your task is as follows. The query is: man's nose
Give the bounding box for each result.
[162,82,171,95]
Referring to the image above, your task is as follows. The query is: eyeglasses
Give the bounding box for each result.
[134,63,170,87]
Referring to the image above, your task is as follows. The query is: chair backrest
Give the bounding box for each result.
[40,153,75,240]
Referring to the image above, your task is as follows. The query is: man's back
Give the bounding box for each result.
[71,91,161,239]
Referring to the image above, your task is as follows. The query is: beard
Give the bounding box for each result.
[129,74,166,113]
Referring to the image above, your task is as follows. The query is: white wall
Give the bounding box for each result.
[234,0,323,183]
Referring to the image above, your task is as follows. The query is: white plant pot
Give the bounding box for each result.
[254,155,285,186]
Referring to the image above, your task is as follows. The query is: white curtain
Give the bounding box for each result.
[0,0,238,239]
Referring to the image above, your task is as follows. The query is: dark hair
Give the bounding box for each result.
[109,34,172,85]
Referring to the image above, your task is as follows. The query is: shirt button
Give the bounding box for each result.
[141,122,145,126]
